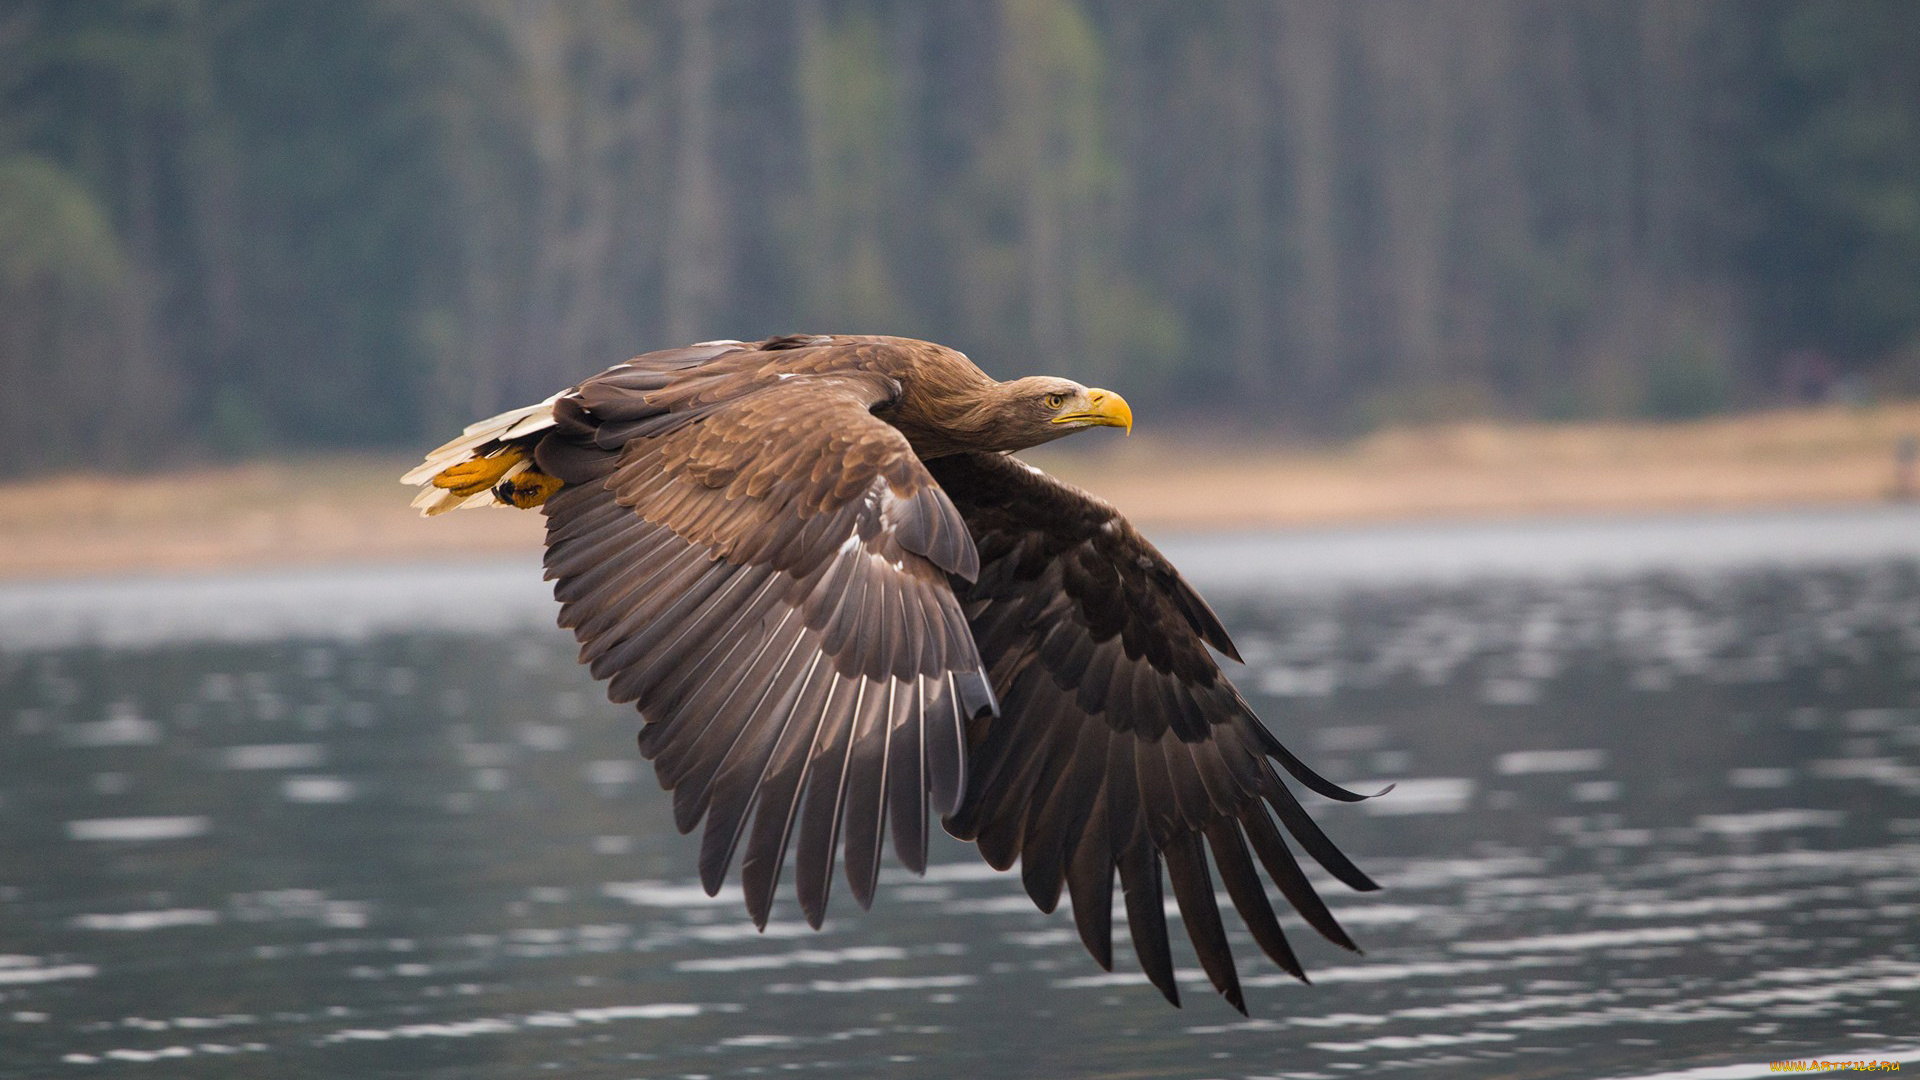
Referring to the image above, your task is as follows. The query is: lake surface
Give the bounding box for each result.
[4,508,1920,1079]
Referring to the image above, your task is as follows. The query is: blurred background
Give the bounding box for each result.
[4,0,1920,468]
[5,5,1920,1077]
[9,0,1920,577]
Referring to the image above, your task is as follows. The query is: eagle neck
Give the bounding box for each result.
[885,367,1021,459]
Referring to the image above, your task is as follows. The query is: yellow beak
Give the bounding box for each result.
[1053,387,1133,434]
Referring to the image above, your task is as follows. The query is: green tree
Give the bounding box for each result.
[1741,0,1920,370]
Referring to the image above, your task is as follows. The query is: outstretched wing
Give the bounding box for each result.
[930,451,1380,1014]
[536,338,994,929]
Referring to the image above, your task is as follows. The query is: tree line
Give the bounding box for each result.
[2,0,1917,470]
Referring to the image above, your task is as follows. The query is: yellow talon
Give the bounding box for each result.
[432,448,526,496]
[494,470,564,509]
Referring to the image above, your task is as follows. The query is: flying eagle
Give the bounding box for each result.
[403,334,1379,1012]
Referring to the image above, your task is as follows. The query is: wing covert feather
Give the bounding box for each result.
[537,340,993,929]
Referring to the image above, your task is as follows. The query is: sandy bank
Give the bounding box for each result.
[4,403,1917,581]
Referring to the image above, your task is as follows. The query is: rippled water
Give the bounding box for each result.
[4,522,1920,1078]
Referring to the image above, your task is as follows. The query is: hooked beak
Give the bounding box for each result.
[1052,387,1133,434]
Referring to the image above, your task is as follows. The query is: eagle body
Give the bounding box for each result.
[404,334,1378,1013]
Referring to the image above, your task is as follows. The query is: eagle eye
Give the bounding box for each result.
[1043,393,1066,410]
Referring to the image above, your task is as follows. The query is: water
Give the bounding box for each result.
[4,511,1920,1078]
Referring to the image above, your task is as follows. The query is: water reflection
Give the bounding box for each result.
[2,553,1919,1078]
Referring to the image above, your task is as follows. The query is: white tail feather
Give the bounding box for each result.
[401,392,563,516]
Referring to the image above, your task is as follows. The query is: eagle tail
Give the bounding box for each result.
[401,392,565,516]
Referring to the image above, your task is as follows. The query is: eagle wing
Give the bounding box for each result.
[929,451,1380,1013]
[536,339,994,929]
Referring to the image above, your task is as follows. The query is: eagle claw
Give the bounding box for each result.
[432,449,526,496]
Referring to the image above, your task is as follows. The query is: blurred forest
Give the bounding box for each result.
[2,0,1919,470]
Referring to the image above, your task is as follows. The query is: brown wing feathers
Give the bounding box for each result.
[537,340,992,929]
[931,451,1379,1013]
[460,334,1376,1011]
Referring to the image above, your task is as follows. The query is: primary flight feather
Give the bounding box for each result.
[404,333,1380,1013]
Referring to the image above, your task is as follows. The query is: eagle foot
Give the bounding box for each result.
[494,470,563,509]
[432,448,526,496]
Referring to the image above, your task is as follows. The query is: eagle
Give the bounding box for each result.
[403,334,1380,1012]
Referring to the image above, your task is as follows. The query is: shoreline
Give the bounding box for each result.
[11,502,1920,650]
[4,403,1918,582]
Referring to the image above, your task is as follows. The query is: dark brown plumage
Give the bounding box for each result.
[404,333,1380,1013]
